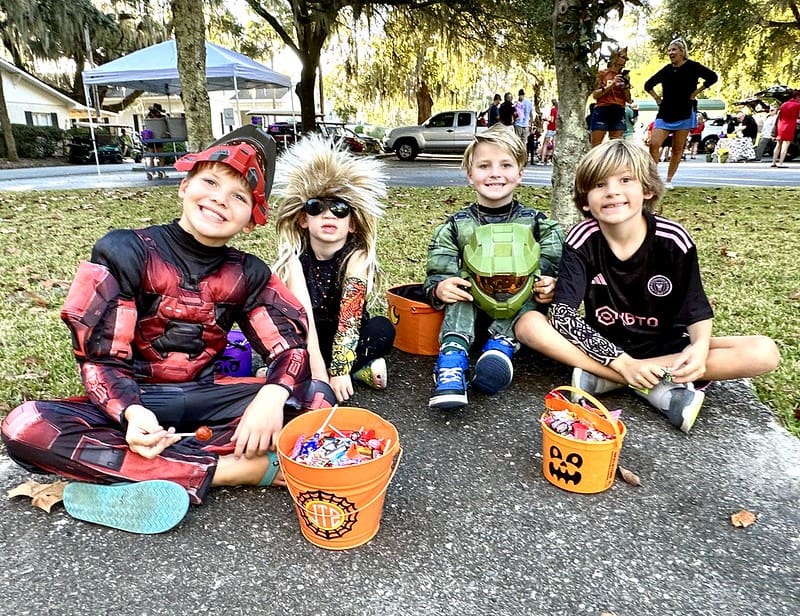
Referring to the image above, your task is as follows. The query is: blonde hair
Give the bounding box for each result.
[669,37,689,58]
[272,135,387,301]
[573,140,665,217]
[461,124,527,171]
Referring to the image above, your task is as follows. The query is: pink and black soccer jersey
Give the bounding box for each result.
[552,211,713,360]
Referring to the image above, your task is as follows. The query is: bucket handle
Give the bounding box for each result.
[544,385,621,439]
[281,447,403,516]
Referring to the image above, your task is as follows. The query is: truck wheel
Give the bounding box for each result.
[395,140,419,161]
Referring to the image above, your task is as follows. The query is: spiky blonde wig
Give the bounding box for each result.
[272,134,387,300]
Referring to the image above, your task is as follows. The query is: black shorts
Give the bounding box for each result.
[589,105,626,132]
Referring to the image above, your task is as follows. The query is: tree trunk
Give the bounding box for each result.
[416,81,433,124]
[297,60,318,132]
[172,0,214,151]
[550,0,594,229]
[0,76,19,161]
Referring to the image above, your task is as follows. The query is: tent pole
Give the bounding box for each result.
[234,75,240,129]
[83,81,102,178]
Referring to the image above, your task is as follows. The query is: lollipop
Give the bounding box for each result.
[171,426,213,441]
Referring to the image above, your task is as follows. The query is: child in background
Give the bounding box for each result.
[515,139,779,432]
[1,126,336,533]
[272,135,395,403]
[425,124,565,410]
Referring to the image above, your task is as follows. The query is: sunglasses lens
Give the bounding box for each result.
[328,201,351,218]
[303,198,350,218]
[303,199,325,216]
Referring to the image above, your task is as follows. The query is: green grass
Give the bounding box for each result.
[1,185,798,435]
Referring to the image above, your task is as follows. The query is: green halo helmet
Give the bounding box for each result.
[462,223,541,319]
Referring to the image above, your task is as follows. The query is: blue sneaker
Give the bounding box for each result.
[429,350,469,410]
[472,336,515,395]
[63,480,190,534]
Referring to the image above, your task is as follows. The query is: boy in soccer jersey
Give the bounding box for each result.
[515,139,779,432]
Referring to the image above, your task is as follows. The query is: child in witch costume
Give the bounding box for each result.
[515,139,779,431]
[1,126,336,533]
[272,135,394,403]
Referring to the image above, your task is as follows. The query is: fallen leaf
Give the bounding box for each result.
[617,464,642,486]
[788,290,800,300]
[730,509,757,528]
[7,479,67,513]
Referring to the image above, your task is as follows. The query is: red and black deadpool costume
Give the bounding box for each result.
[2,128,335,504]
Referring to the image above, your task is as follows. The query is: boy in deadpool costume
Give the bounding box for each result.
[1,126,336,533]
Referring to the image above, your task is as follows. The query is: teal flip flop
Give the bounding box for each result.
[258,450,281,486]
[63,480,190,534]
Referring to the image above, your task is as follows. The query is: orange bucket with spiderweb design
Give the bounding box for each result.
[277,407,401,550]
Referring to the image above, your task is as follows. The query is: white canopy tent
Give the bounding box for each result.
[81,39,292,175]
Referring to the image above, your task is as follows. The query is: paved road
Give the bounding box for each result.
[0,156,798,191]
[1,353,798,615]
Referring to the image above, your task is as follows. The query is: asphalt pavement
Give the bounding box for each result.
[1,350,798,615]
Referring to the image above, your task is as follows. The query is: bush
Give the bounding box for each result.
[0,124,66,158]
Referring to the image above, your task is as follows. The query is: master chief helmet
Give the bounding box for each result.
[462,223,541,319]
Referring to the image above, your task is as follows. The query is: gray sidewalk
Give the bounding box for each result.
[1,351,798,616]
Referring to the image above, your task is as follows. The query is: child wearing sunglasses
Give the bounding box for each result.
[425,124,565,410]
[273,135,395,403]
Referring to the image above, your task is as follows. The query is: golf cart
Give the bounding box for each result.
[67,123,143,164]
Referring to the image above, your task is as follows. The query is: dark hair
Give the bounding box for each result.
[518,89,525,96]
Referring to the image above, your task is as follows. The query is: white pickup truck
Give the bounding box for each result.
[383,110,487,161]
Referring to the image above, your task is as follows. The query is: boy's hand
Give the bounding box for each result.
[232,384,287,459]
[533,276,556,304]
[669,341,709,383]
[124,404,179,459]
[435,277,473,304]
[609,354,666,390]
[330,374,354,402]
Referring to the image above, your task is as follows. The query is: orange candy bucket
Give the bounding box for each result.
[277,407,401,550]
[540,385,626,494]
[385,284,443,356]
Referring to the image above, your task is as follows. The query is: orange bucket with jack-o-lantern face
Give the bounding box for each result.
[540,385,626,494]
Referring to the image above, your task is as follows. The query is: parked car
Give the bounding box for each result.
[67,123,143,164]
[384,110,488,161]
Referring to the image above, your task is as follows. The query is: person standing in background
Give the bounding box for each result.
[537,99,558,163]
[623,102,639,142]
[589,48,632,147]
[755,105,779,159]
[514,89,535,142]
[487,94,502,127]
[771,89,800,168]
[644,37,718,188]
[499,92,516,127]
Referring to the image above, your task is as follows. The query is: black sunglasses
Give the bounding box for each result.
[302,198,351,218]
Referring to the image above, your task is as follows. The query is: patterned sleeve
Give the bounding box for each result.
[550,241,623,365]
[329,277,367,377]
[550,302,624,366]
